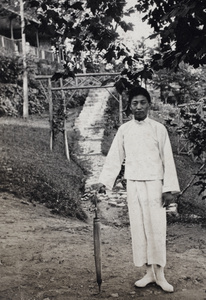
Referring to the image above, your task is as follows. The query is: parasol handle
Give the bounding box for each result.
[94,192,99,219]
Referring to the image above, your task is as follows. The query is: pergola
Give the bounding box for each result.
[36,72,122,161]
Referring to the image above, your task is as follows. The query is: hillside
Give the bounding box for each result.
[0,110,88,220]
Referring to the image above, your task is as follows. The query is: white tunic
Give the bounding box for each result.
[99,117,180,193]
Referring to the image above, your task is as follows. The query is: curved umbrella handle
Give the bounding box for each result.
[93,192,99,218]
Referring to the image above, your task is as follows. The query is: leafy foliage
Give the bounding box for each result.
[51,88,88,138]
[179,104,206,158]
[24,0,134,60]
[0,52,49,116]
[152,64,206,105]
[114,63,153,95]
[194,172,206,199]
[135,0,206,69]
[0,52,21,84]
[177,101,206,199]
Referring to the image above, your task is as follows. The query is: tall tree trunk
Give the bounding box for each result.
[20,0,28,119]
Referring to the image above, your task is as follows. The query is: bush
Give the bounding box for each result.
[0,84,22,116]
[67,92,88,108]
[0,51,89,117]
[0,83,48,117]
[0,52,21,84]
[0,52,49,116]
[101,94,119,155]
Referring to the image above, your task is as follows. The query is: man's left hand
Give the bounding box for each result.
[162,192,174,208]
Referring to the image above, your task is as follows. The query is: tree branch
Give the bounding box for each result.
[177,163,205,202]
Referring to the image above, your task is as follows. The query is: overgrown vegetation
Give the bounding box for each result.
[101,91,129,155]
[0,51,88,118]
[0,51,48,117]
[0,120,88,220]
[101,93,119,156]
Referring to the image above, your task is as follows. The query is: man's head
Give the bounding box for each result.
[128,86,151,121]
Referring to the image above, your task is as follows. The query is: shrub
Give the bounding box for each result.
[0,52,21,84]
[0,51,89,117]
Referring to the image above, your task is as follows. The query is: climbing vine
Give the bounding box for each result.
[51,89,88,140]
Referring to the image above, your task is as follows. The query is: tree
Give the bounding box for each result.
[25,0,134,67]
[152,63,206,105]
[20,0,29,118]
[135,0,206,70]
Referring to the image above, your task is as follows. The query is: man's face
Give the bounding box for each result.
[130,95,150,121]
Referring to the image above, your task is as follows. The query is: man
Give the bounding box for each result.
[98,86,180,293]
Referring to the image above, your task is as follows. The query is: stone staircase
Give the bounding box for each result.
[74,88,127,220]
[74,88,112,186]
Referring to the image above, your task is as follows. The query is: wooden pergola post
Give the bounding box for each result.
[10,19,14,40]
[119,94,123,125]
[36,30,40,58]
[35,72,121,160]
[60,78,70,161]
[48,78,53,151]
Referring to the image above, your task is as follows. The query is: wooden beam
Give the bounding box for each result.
[35,72,120,80]
[72,72,120,77]
[51,84,115,91]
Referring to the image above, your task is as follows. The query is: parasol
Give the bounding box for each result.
[93,192,102,292]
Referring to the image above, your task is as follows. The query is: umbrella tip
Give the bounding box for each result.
[98,283,102,293]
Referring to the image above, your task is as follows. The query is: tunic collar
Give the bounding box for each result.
[132,116,150,125]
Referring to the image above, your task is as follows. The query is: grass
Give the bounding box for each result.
[0,118,89,221]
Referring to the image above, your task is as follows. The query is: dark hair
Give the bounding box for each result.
[124,86,151,116]
[128,86,151,104]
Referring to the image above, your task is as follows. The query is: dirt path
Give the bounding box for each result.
[1,191,206,300]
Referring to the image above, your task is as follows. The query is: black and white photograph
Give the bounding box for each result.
[0,0,206,299]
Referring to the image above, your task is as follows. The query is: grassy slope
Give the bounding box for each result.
[0,120,88,220]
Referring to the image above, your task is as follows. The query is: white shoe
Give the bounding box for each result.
[135,265,155,288]
[156,279,174,293]
[154,265,174,293]
[135,274,156,287]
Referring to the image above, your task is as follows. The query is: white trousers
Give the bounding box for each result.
[127,180,166,267]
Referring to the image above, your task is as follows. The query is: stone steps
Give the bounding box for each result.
[74,88,127,215]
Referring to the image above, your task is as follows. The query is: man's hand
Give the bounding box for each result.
[162,192,174,208]
[97,183,106,194]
